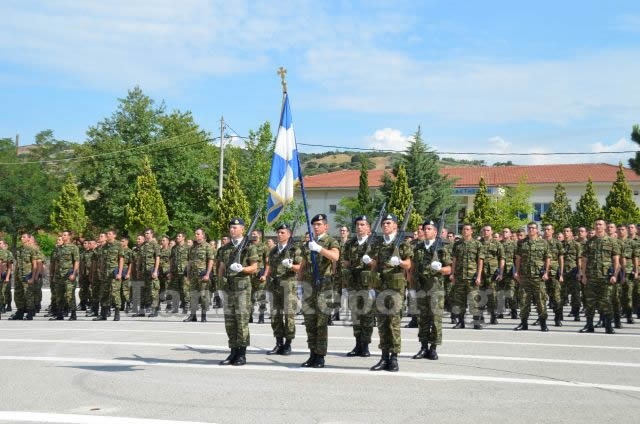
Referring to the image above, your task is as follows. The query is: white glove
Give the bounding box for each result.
[368,289,376,300]
[389,256,401,266]
[309,240,322,252]
[430,261,442,271]
[297,286,303,298]
[408,289,417,299]
[281,258,294,269]
[230,263,243,273]
[362,254,372,264]
[342,288,348,298]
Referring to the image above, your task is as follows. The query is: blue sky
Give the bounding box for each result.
[1,0,640,165]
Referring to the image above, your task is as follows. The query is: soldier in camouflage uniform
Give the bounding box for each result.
[501,228,518,319]
[411,219,452,360]
[562,226,583,322]
[604,223,624,328]
[46,237,63,318]
[120,237,133,312]
[514,222,551,332]
[185,228,214,322]
[341,215,376,358]
[332,226,351,324]
[94,230,124,321]
[51,231,80,320]
[368,213,412,372]
[30,236,45,314]
[158,235,171,308]
[249,230,268,324]
[139,228,161,317]
[130,235,145,315]
[617,224,634,326]
[299,214,340,369]
[169,232,189,314]
[218,219,258,366]
[78,240,91,311]
[88,234,106,317]
[480,225,505,325]
[9,233,41,320]
[262,223,301,356]
[450,224,484,329]
[543,225,565,326]
[580,219,621,333]
[0,240,14,318]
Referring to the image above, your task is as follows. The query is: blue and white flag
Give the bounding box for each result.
[266,94,300,224]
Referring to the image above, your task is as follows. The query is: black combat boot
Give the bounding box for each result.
[572,306,581,322]
[450,314,457,324]
[268,337,283,355]
[605,317,616,334]
[113,309,119,321]
[453,314,465,329]
[346,336,362,357]
[473,316,482,330]
[405,315,418,328]
[258,311,265,324]
[327,314,333,326]
[370,351,389,371]
[25,309,35,320]
[312,355,325,368]
[554,313,563,327]
[301,353,317,367]
[125,302,130,314]
[183,312,197,322]
[279,339,292,356]
[69,310,77,321]
[220,348,237,366]
[539,318,549,332]
[427,344,439,360]
[514,319,528,331]
[249,313,254,323]
[412,343,428,359]
[595,313,604,328]
[533,318,540,326]
[579,317,595,333]
[200,309,207,322]
[387,353,399,372]
[360,342,370,357]
[490,312,498,325]
[9,310,25,320]
[510,308,518,319]
[626,311,634,324]
[93,307,107,321]
[613,313,622,329]
[232,347,247,366]
[48,308,60,320]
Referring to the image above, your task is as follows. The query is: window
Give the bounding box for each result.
[533,203,550,221]
[329,204,337,213]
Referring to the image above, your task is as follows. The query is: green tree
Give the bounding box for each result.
[49,173,88,236]
[572,177,603,229]
[465,177,498,232]
[209,159,250,239]
[603,163,640,224]
[628,124,640,174]
[356,156,373,217]
[124,156,169,236]
[335,196,360,229]
[492,177,534,231]
[542,184,573,230]
[387,164,422,231]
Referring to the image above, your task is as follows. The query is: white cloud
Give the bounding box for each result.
[366,128,413,151]
[590,137,637,165]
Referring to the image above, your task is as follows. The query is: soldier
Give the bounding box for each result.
[261,223,302,355]
[158,235,171,308]
[411,219,451,360]
[46,236,63,318]
[185,229,214,322]
[580,219,620,333]
[169,232,189,314]
[0,240,14,319]
[130,234,146,315]
[633,234,640,320]
[500,228,518,319]
[51,231,80,320]
[217,219,258,366]
[332,225,351,324]
[298,214,340,369]
[480,225,504,324]
[367,213,412,372]
[9,233,41,320]
[77,240,91,312]
[249,229,268,324]
[604,222,624,328]
[88,233,106,317]
[543,224,565,326]
[94,230,124,321]
[450,224,484,329]
[30,236,45,314]
[562,226,583,322]
[139,228,161,317]
[617,224,634,326]
[120,237,133,313]
[405,224,423,329]
[514,222,551,332]
[341,215,376,357]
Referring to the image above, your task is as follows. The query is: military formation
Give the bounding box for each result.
[1,211,639,371]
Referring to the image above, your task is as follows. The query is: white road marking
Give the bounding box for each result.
[1,327,639,351]
[0,411,213,424]
[0,355,639,393]
[0,338,638,368]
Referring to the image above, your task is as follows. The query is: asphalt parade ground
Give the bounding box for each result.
[1,291,639,423]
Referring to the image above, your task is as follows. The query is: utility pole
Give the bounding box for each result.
[15,133,19,156]
[218,116,224,199]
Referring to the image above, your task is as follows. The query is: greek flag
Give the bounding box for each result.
[266,94,300,224]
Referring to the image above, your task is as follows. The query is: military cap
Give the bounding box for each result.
[354,215,369,223]
[423,219,436,227]
[311,214,327,223]
[382,213,398,223]
[275,223,291,231]
[229,217,245,226]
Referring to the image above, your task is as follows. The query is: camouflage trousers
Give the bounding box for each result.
[545,276,562,314]
[53,276,77,310]
[78,276,90,306]
[223,277,251,348]
[519,277,548,320]
[159,272,169,302]
[451,278,482,318]
[34,276,43,309]
[302,278,333,356]
[91,278,102,308]
[269,279,297,341]
[633,278,640,313]
[481,276,497,313]
[417,278,445,346]
[611,281,622,315]
[500,276,518,312]
[50,277,60,310]
[2,280,11,307]
[143,274,160,309]
[443,274,452,311]
[619,278,634,314]
[584,277,614,319]
[189,274,210,312]
[565,274,582,309]
[348,289,375,344]
[168,274,187,309]
[14,278,36,311]
[105,278,122,310]
[376,272,405,354]
[251,276,267,313]
[0,280,6,308]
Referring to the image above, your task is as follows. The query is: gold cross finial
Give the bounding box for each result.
[277,66,287,93]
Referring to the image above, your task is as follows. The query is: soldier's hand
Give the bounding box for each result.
[609,276,616,285]
[152,271,158,279]
[368,289,376,300]
[308,240,322,253]
[362,254,372,265]
[496,272,503,282]
[27,278,34,285]
[581,274,587,285]
[450,274,456,284]
[559,275,564,283]
[513,272,520,282]
[542,272,549,281]
[69,274,76,282]
[230,263,243,273]
[115,273,121,281]
[430,261,442,272]
[389,256,401,267]
[281,258,294,269]
[474,277,481,286]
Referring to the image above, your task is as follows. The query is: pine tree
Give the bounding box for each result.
[387,164,422,231]
[356,156,373,217]
[49,173,88,236]
[209,158,250,239]
[124,156,170,236]
[465,177,497,232]
[628,124,640,174]
[572,177,603,229]
[542,184,573,230]
[603,163,640,224]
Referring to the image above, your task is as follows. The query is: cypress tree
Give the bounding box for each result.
[387,164,422,231]
[124,156,170,236]
[465,177,497,232]
[49,173,88,236]
[603,163,640,224]
[209,158,250,239]
[628,124,640,174]
[572,177,603,229]
[542,184,573,230]
[356,155,373,217]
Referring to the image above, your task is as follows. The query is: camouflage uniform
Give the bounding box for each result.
[33,247,44,312]
[0,248,14,311]
[169,242,190,311]
[130,245,145,312]
[267,241,302,342]
[218,239,258,349]
[545,237,564,321]
[442,240,453,311]
[158,245,171,303]
[14,245,39,317]
[480,238,504,319]
[120,246,133,310]
[90,245,104,314]
[140,240,160,311]
[100,241,124,312]
[501,238,518,316]
[413,239,451,347]
[187,240,214,312]
[451,238,484,325]
[563,238,582,318]
[48,245,61,315]
[372,235,413,354]
[250,241,268,319]
[633,240,640,319]
[516,237,550,323]
[619,237,635,322]
[55,243,80,317]
[78,247,92,310]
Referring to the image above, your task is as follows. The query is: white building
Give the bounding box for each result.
[296,163,640,234]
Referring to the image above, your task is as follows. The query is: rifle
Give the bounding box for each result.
[282,219,300,256]
[429,208,448,265]
[392,200,413,258]
[233,209,262,265]
[365,202,387,252]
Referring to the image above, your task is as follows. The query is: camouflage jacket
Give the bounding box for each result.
[413,239,452,284]
[582,235,621,279]
[302,234,340,279]
[101,241,124,280]
[452,238,484,280]
[217,238,258,282]
[516,238,550,278]
[267,241,302,284]
[480,238,504,278]
[56,243,79,279]
[170,243,190,274]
